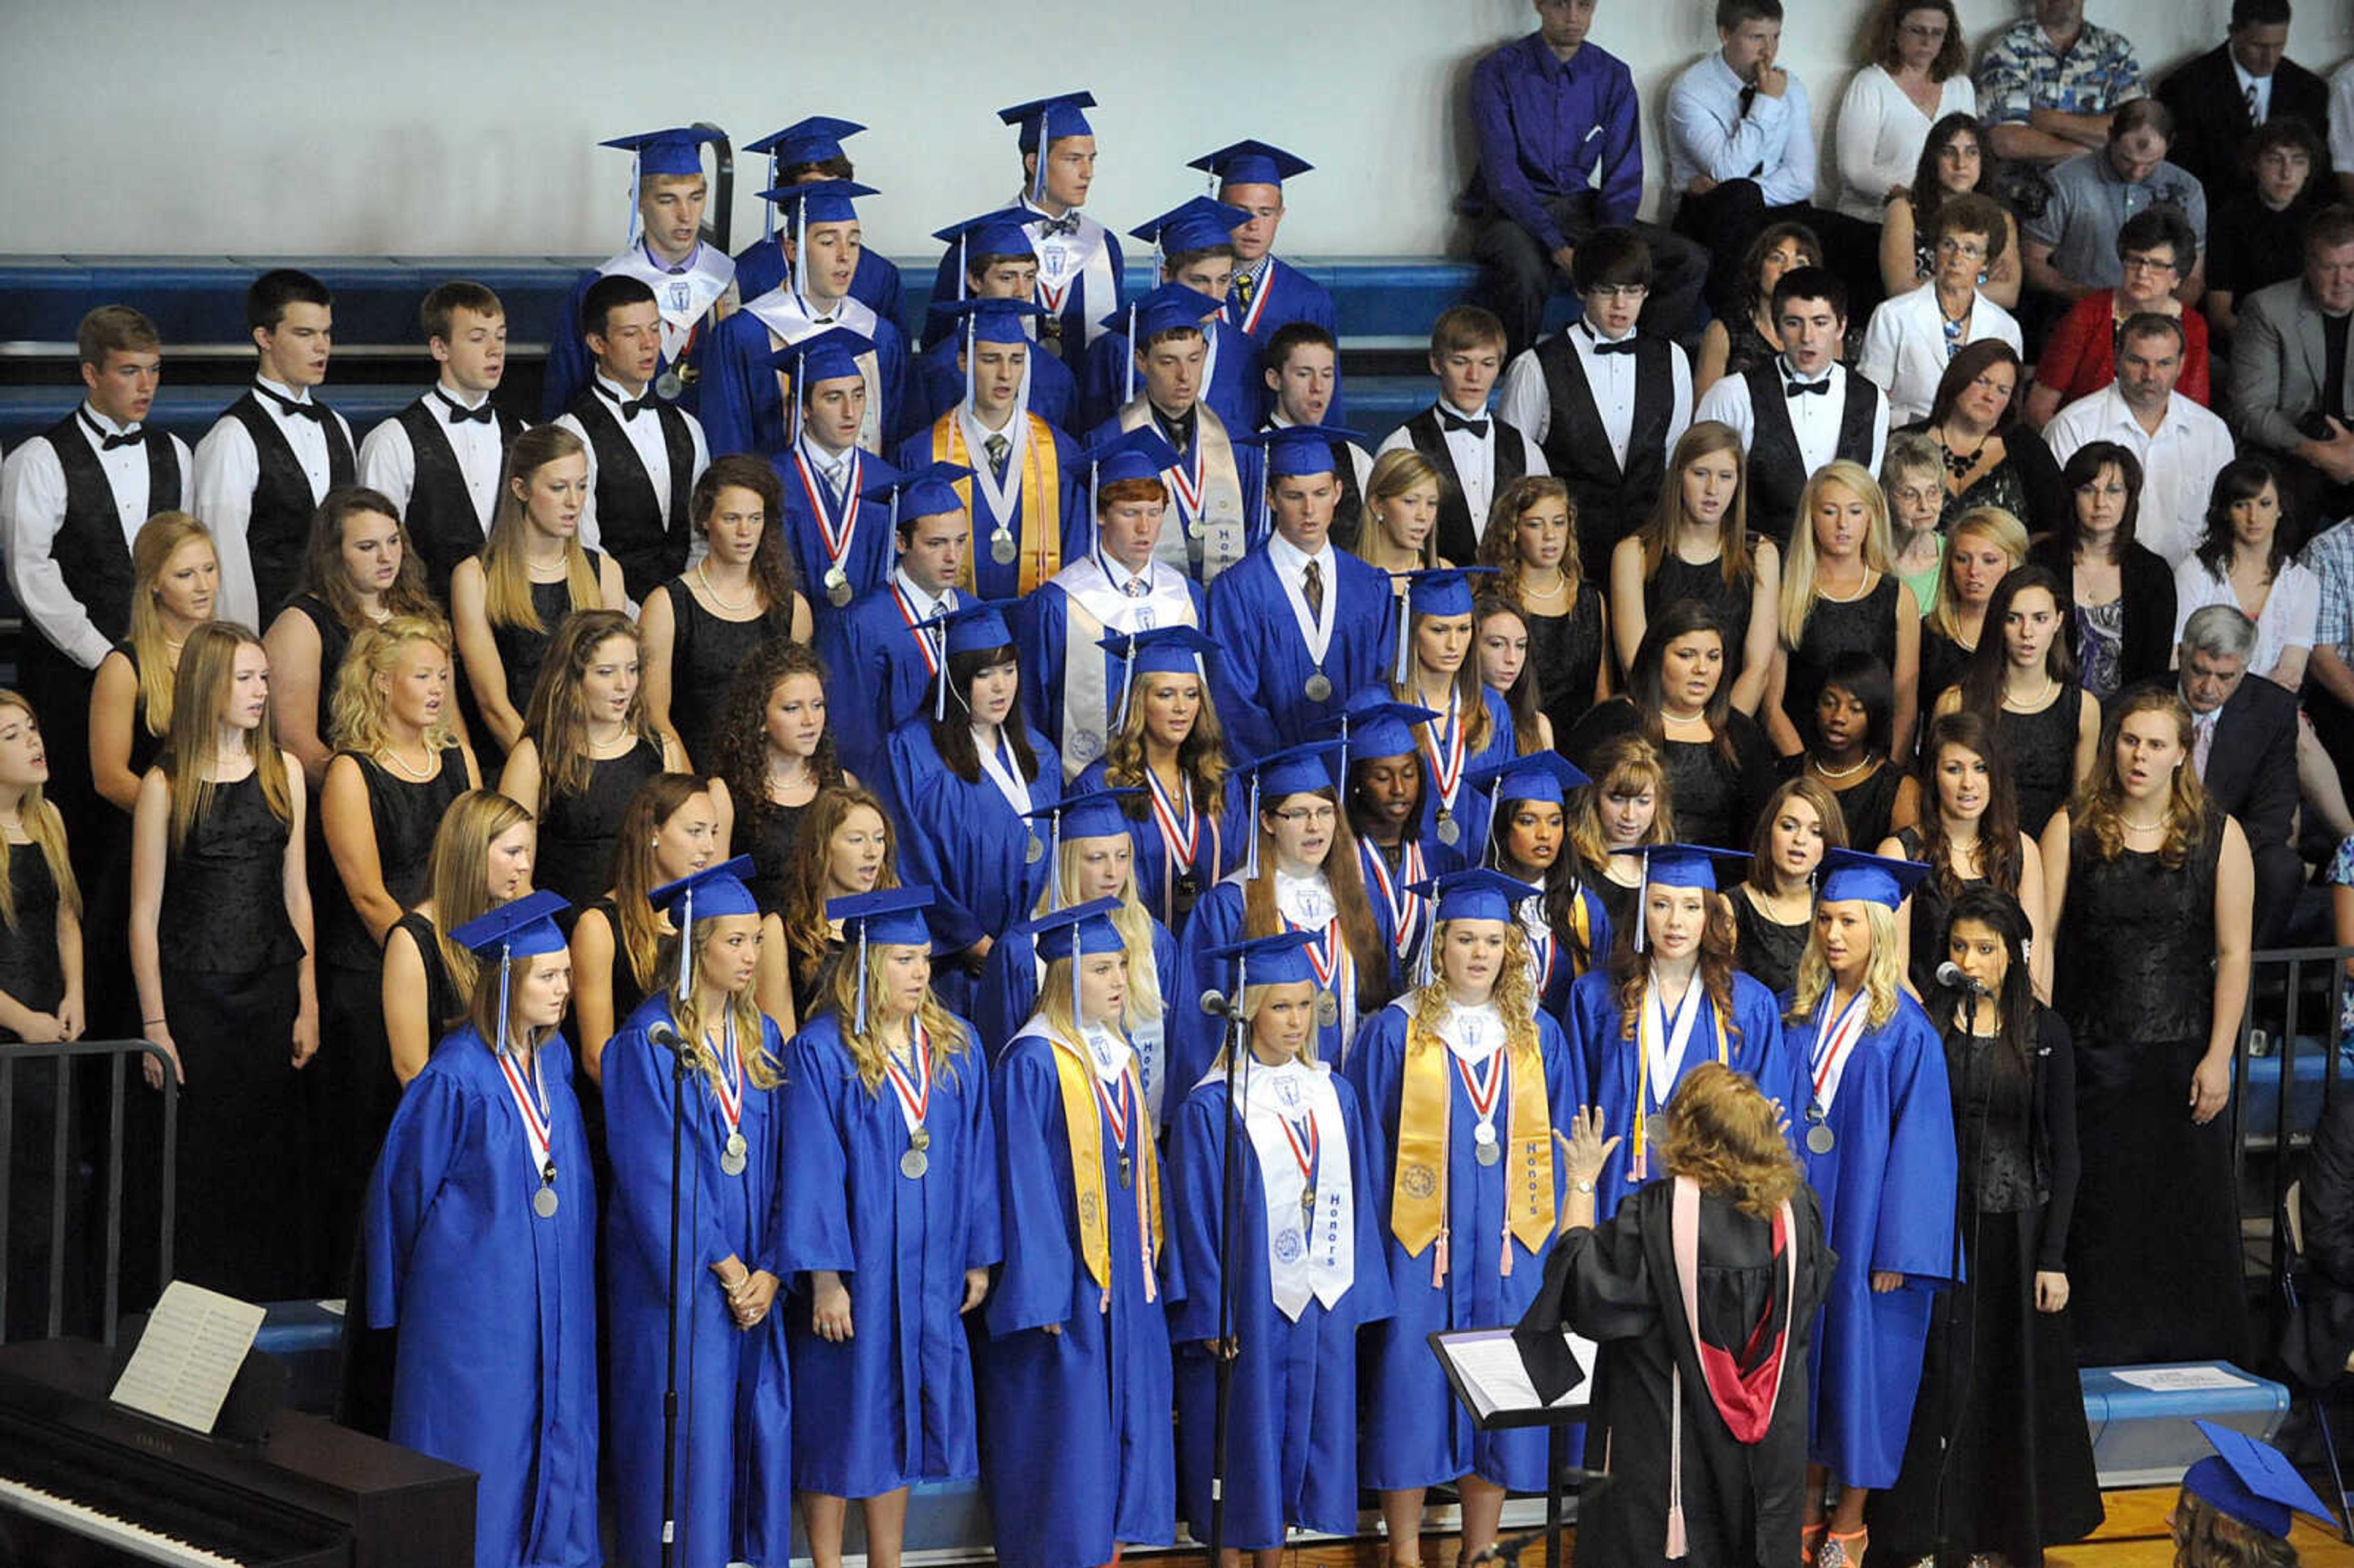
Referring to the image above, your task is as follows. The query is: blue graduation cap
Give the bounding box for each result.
[1469,751,1591,808]
[940,297,1050,411]
[1322,696,1438,767]
[756,179,878,303]
[770,326,875,447]
[1238,739,1345,879]
[1409,866,1529,927]
[1816,847,1933,910]
[910,597,1023,719]
[999,91,1097,152]
[935,208,1040,302]
[1238,422,1356,479]
[1108,281,1227,410]
[1202,929,1322,994]
[1611,843,1749,952]
[650,855,760,998]
[827,886,939,1032]
[1130,196,1253,259]
[601,126,718,178]
[1024,788,1144,908]
[2183,1419,2340,1541]
[1023,896,1130,1024]
[746,116,865,169]
[1190,140,1316,190]
[861,460,973,528]
[1390,564,1501,680]
[452,888,573,1050]
[1100,622,1216,729]
[1080,426,1180,540]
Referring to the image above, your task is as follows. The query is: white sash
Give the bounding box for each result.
[1235,1057,1355,1320]
[958,406,1027,533]
[1049,555,1200,778]
[1279,546,1339,667]
[745,287,886,454]
[1642,973,1707,1114]
[603,242,734,364]
[1023,204,1118,348]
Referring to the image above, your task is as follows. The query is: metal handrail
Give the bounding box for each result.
[0,1038,178,1344]
[695,121,734,257]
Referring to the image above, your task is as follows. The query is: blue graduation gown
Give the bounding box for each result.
[1345,1002,1581,1491]
[1016,573,1208,775]
[1170,876,1400,1095]
[924,223,1127,353]
[911,334,1080,435]
[1788,993,1958,1490]
[1347,684,1518,873]
[777,1013,1000,1498]
[817,579,949,784]
[695,303,910,459]
[1225,257,1344,428]
[362,1026,599,1568]
[981,1026,1177,1568]
[1518,879,1612,1023]
[1070,759,1251,937]
[1076,317,1258,435]
[973,920,1181,1115]
[1567,970,1793,1219]
[772,444,901,637]
[603,995,791,1568]
[1206,546,1398,763]
[1166,1067,1393,1548]
[886,719,1061,957]
[731,236,904,325]
[891,421,1086,601]
[1074,411,1270,571]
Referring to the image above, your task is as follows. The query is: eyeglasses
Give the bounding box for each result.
[1935,237,1988,261]
[2120,253,2180,275]
[1271,804,1337,826]
[1586,284,1649,302]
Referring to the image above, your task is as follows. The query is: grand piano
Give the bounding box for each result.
[0,1339,473,1567]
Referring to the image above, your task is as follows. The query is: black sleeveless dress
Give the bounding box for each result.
[1893,824,1985,1000]
[85,640,165,1037]
[1731,886,1809,999]
[158,772,307,1301]
[2055,809,2247,1366]
[1918,630,1972,716]
[1578,868,1641,950]
[390,909,462,1052]
[1645,552,1756,690]
[661,574,791,772]
[1782,577,1901,752]
[0,845,76,1340]
[537,736,666,910]
[487,549,607,720]
[744,797,809,917]
[1525,584,1607,738]
[1822,759,1903,851]
[287,594,354,747]
[1997,685,2085,840]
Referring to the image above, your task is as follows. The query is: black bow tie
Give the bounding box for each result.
[256,383,326,422]
[595,382,652,422]
[1784,376,1832,398]
[82,414,142,451]
[441,397,495,426]
[1439,410,1490,438]
[1036,211,1082,237]
[1588,335,1640,357]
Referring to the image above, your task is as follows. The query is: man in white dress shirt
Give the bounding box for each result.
[357,281,522,604]
[1693,265,1888,549]
[2043,312,2235,566]
[1377,305,1551,568]
[189,268,354,626]
[1259,322,1373,550]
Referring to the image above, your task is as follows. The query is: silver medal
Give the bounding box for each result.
[725,1132,747,1160]
[1476,1139,1503,1167]
[823,566,852,608]
[720,1147,747,1177]
[990,529,1018,566]
[1646,1113,1670,1149]
[1436,812,1461,847]
[533,1185,559,1219]
[1026,834,1044,864]
[1805,1121,1836,1155]
[655,369,684,400]
[1187,518,1208,539]
[1304,671,1332,702]
[901,1147,930,1179]
[1474,1121,1499,1146]
[1316,992,1339,1027]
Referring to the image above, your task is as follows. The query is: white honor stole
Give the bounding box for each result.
[604,242,735,364]
[1237,1056,1355,1320]
[1024,205,1119,349]
[745,288,886,454]
[1116,397,1246,584]
[1049,555,1200,778]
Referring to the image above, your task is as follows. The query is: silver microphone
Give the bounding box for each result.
[1198,989,1240,1019]
[647,1019,704,1066]
[1935,961,1988,996]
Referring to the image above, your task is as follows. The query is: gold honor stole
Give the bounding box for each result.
[1390,1018,1555,1282]
[1051,1032,1163,1294]
[931,412,1064,593]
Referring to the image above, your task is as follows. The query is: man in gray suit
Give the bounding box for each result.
[2229,204,2354,523]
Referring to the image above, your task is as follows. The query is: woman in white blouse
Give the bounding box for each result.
[1834,0,1976,225]
[1857,194,2022,425]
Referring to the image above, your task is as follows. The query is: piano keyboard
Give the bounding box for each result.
[0,1471,247,1566]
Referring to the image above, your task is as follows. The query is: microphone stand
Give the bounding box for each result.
[654,1020,703,1568]
[1205,992,1249,1567]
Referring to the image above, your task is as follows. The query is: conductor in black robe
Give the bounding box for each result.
[1519,1064,1835,1567]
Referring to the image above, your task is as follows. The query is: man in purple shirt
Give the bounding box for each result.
[1466,0,1708,357]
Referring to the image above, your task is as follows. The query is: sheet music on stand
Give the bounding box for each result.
[1430,1326,1597,1428]
[109,1280,265,1434]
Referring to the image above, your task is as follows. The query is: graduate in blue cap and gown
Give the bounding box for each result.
[973,791,1181,1110]
[750,327,901,630]
[1785,847,1958,1567]
[1208,423,1400,759]
[601,858,793,1568]
[733,116,903,320]
[818,461,972,784]
[362,889,600,1568]
[982,896,1177,1568]
[933,94,1123,356]
[1167,928,1395,1553]
[544,127,736,419]
[1471,750,1612,1020]
[1328,695,1444,988]
[2174,1421,2340,1563]
[1070,625,1252,935]
[1173,742,1398,1090]
[1080,199,1259,433]
[885,598,1061,1002]
[913,211,1080,430]
[897,298,1081,599]
[1081,282,1262,588]
[698,179,907,459]
[1568,843,1789,1220]
[777,885,1000,1551]
[1353,566,1518,872]
[1190,140,1346,429]
[1346,869,1581,1561]
[1020,427,1202,777]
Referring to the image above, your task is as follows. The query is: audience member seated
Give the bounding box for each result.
[1857,192,2023,425]
[2029,441,2180,701]
[1695,221,1834,395]
[2204,116,2333,340]
[2303,508,2354,810]
[2154,0,2330,194]
[2027,211,2212,430]
[1834,0,1976,230]
[1879,432,1949,613]
[2044,313,2237,568]
[1667,0,1870,322]
[1466,0,1708,356]
[1878,113,2025,311]
[1904,341,2066,536]
[1973,0,2144,170]
[1497,227,1694,580]
[2019,100,2209,310]
[2227,204,2354,528]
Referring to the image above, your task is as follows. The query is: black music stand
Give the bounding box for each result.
[1428,1326,1602,1568]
